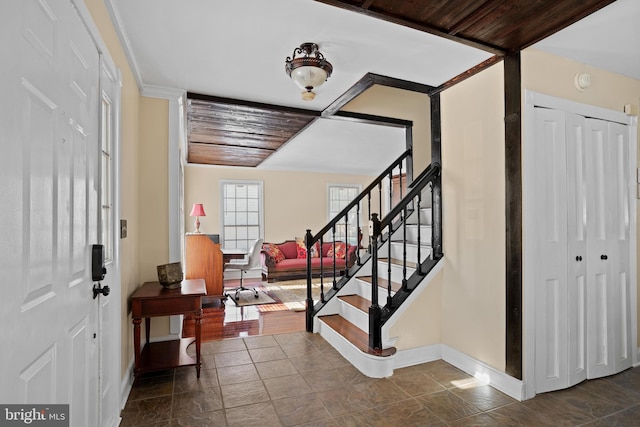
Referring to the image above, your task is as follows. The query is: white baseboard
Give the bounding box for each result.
[120,357,134,410]
[388,343,524,401]
[393,344,443,369]
[442,345,524,401]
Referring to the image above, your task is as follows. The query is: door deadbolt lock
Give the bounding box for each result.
[93,283,110,299]
[575,256,583,261]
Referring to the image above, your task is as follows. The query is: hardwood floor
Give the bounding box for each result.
[183,278,305,341]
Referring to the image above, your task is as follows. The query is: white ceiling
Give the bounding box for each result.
[258,118,407,174]
[107,0,639,176]
[532,0,640,81]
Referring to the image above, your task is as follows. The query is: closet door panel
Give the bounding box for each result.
[586,118,615,379]
[565,113,588,385]
[533,107,569,392]
[608,122,633,371]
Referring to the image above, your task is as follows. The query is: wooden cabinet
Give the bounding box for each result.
[185,234,224,298]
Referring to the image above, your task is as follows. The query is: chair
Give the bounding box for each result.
[224,238,263,301]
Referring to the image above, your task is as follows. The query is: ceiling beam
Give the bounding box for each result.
[431,55,504,95]
[323,73,434,118]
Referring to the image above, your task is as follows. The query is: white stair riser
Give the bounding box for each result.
[339,299,369,332]
[407,208,432,226]
[376,261,414,282]
[400,225,432,242]
[389,242,432,261]
[317,320,394,378]
[354,279,392,306]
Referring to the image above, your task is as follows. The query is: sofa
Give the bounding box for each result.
[261,239,358,282]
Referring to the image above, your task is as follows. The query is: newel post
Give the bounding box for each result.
[369,214,382,350]
[305,229,314,332]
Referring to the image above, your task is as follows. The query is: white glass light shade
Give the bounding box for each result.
[290,66,328,91]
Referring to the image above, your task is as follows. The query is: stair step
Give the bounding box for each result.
[379,257,418,269]
[338,294,370,312]
[390,239,431,247]
[318,314,396,357]
[357,275,402,293]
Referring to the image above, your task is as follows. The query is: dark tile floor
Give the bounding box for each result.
[121,332,640,427]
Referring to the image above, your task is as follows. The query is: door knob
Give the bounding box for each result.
[601,254,608,260]
[93,283,111,299]
[575,256,583,261]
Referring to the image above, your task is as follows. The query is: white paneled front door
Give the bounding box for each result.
[98,56,121,427]
[0,1,105,425]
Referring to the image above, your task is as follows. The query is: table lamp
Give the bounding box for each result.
[189,203,206,233]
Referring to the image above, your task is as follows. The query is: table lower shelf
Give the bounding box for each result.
[136,338,197,374]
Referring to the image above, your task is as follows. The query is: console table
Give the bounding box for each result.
[130,279,206,378]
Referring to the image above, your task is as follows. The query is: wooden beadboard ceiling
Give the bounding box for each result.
[187,93,318,167]
[187,0,616,167]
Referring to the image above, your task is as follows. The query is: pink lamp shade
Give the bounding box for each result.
[190,203,206,217]
[189,203,206,233]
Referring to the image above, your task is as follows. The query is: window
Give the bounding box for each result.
[221,181,263,251]
[328,185,360,245]
[100,95,113,262]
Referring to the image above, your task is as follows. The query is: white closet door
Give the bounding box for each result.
[586,118,615,379]
[527,94,636,398]
[565,113,588,386]
[607,122,633,373]
[533,107,570,393]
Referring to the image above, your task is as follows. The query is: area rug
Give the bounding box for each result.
[262,279,329,312]
[225,290,275,307]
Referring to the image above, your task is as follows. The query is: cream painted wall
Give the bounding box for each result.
[441,63,506,371]
[84,0,141,379]
[342,85,432,174]
[138,98,170,278]
[185,164,374,243]
[388,270,443,349]
[138,97,172,337]
[522,49,640,113]
[522,48,640,344]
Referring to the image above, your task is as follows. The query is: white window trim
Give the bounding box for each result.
[219,180,264,249]
[327,183,362,245]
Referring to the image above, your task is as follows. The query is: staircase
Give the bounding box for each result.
[304,158,443,377]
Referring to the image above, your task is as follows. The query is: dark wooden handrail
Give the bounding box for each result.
[310,149,412,242]
[367,161,442,349]
[305,149,413,331]
[304,151,443,355]
[379,162,439,232]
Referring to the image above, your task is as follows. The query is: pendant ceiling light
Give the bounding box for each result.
[285,42,333,101]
